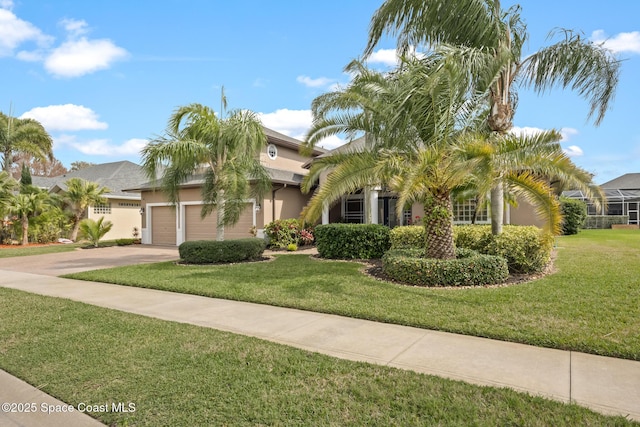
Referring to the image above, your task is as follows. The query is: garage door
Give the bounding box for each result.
[151,206,176,245]
[185,203,254,241]
[185,205,216,241]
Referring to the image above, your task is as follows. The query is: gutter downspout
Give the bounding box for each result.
[272,184,287,221]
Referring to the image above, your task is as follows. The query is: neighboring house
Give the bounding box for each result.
[32,161,146,240]
[307,136,541,228]
[564,173,640,227]
[127,127,326,245]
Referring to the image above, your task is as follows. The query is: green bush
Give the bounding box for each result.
[382,248,509,287]
[179,238,266,264]
[315,224,391,259]
[389,225,425,249]
[560,197,587,235]
[116,238,136,246]
[264,219,314,248]
[454,225,553,274]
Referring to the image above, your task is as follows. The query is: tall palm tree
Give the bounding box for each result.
[7,190,49,245]
[303,56,601,258]
[142,103,271,241]
[0,112,54,174]
[364,0,620,234]
[64,178,109,242]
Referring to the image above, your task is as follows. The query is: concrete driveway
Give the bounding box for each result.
[0,245,179,276]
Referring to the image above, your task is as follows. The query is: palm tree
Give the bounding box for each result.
[0,112,54,174]
[64,178,109,242]
[79,216,113,248]
[0,171,18,207]
[303,56,601,259]
[364,0,620,234]
[142,103,271,241]
[7,190,49,245]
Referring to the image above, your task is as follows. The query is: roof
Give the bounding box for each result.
[263,127,327,156]
[600,173,640,190]
[32,161,145,199]
[127,166,306,192]
[302,135,366,168]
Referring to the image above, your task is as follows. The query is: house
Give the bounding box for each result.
[129,128,326,245]
[32,161,146,240]
[563,173,640,227]
[308,136,543,228]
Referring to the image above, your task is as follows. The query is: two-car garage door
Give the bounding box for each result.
[151,203,254,245]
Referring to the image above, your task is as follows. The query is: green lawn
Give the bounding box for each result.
[0,243,80,258]
[0,288,633,426]
[66,229,640,360]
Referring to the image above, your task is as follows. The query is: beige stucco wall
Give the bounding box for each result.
[87,197,142,240]
[259,144,309,174]
[508,199,545,228]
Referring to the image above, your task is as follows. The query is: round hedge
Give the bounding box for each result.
[382,248,509,287]
[179,238,266,264]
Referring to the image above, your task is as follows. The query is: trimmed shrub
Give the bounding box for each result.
[179,238,266,264]
[560,197,587,235]
[264,219,314,248]
[454,225,553,274]
[382,248,509,287]
[116,238,135,246]
[315,224,391,259]
[389,225,425,249]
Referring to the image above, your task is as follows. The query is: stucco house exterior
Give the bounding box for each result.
[309,136,544,228]
[32,161,145,240]
[129,127,326,245]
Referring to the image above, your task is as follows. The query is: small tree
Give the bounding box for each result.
[560,197,588,235]
[7,191,49,245]
[64,178,109,241]
[79,217,113,247]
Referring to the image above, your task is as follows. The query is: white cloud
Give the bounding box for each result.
[60,18,89,38]
[563,145,584,157]
[257,108,346,150]
[56,134,147,156]
[20,104,108,131]
[44,37,128,78]
[367,48,398,66]
[258,109,312,140]
[510,126,577,142]
[0,8,52,56]
[591,30,640,54]
[296,75,335,88]
[0,0,13,10]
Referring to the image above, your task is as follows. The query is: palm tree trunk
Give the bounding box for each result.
[70,214,82,241]
[216,191,225,241]
[21,215,28,245]
[490,186,504,235]
[423,191,455,260]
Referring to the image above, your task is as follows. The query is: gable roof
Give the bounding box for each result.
[263,127,327,156]
[600,173,640,190]
[32,161,145,199]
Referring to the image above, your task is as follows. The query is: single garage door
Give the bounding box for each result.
[185,205,216,241]
[151,206,177,245]
[185,203,254,241]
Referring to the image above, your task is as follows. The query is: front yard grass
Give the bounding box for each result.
[0,287,633,426]
[65,229,640,361]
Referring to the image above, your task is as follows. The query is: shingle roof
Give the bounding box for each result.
[33,161,145,199]
[600,173,640,190]
[127,166,306,192]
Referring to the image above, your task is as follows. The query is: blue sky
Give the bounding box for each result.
[1,0,639,184]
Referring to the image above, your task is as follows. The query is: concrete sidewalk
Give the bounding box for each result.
[0,270,639,425]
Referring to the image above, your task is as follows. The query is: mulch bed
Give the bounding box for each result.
[0,243,63,249]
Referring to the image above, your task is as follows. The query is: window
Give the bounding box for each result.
[267,144,278,160]
[93,203,112,214]
[344,198,364,223]
[453,199,488,223]
[118,202,141,207]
